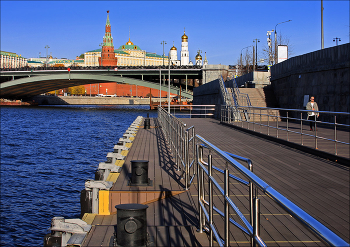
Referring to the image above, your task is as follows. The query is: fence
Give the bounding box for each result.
[221,105,350,157]
[157,109,349,247]
[157,107,196,190]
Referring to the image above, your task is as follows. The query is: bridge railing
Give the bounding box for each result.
[196,135,349,247]
[221,105,350,157]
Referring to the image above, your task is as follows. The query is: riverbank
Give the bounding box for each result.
[32,95,165,105]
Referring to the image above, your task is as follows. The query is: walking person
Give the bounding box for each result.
[306,96,319,131]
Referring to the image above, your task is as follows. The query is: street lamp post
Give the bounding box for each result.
[253,39,260,70]
[274,20,291,64]
[333,37,341,46]
[45,45,50,68]
[168,55,170,113]
[267,30,274,66]
[99,43,103,67]
[161,41,167,66]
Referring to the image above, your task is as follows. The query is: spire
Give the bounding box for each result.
[106,10,110,26]
[103,10,113,47]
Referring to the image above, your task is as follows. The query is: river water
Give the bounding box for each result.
[0,105,157,246]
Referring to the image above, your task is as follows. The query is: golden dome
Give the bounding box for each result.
[126,38,134,45]
[170,45,177,50]
[181,30,188,42]
[196,54,202,60]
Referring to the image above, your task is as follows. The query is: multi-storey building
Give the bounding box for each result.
[1,51,27,68]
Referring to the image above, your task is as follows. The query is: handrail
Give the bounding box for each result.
[196,135,349,247]
[221,105,350,156]
[232,78,252,107]
[157,107,196,189]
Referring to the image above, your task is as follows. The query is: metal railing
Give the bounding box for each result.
[221,105,350,156]
[157,107,196,189]
[196,135,349,247]
[166,104,216,118]
[231,78,252,108]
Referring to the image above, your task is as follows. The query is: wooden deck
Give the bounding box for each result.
[81,118,349,246]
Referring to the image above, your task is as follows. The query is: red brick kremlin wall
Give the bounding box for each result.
[83,83,175,97]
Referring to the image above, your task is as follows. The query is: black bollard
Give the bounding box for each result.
[80,189,92,218]
[130,160,152,186]
[144,118,150,129]
[115,204,148,247]
[95,169,104,181]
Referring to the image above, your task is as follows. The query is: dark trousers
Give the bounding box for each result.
[309,115,316,129]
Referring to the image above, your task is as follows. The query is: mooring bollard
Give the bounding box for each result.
[129,160,152,186]
[144,118,150,129]
[114,204,148,247]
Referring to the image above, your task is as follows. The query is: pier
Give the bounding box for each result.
[44,107,349,247]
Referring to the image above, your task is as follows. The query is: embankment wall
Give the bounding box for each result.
[270,43,349,118]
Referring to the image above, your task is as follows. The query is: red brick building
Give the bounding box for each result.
[83,83,173,98]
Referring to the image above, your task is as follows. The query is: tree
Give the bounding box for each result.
[237,48,254,76]
[68,85,85,95]
[262,32,294,65]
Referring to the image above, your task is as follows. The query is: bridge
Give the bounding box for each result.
[0,67,204,100]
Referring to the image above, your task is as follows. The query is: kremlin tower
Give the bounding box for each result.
[99,10,118,67]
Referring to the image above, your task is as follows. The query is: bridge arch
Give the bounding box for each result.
[0,73,193,99]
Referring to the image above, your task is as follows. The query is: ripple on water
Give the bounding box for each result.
[1,105,155,246]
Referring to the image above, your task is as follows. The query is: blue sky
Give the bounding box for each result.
[1,1,349,65]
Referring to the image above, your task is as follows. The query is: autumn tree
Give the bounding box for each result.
[68,85,85,95]
[262,32,294,65]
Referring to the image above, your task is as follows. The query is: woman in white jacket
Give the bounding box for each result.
[306,96,319,131]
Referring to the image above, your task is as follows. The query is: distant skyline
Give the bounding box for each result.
[1,1,349,65]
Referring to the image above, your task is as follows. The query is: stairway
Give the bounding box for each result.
[238,88,280,121]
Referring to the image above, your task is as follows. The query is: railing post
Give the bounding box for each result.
[185,130,189,190]
[224,168,229,247]
[253,108,255,131]
[301,112,303,145]
[197,145,204,233]
[259,109,261,133]
[208,154,213,247]
[267,111,270,135]
[335,116,337,155]
[276,112,279,138]
[287,111,289,141]
[315,117,318,149]
[253,198,260,247]
[248,161,254,246]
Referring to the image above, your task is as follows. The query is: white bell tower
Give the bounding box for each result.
[180,29,189,66]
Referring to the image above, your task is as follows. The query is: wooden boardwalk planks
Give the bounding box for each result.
[82,117,349,246]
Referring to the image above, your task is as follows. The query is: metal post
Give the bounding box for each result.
[253,108,255,131]
[253,198,260,247]
[335,116,337,155]
[301,113,303,145]
[321,0,324,49]
[287,111,289,141]
[159,69,162,107]
[185,131,189,190]
[268,112,270,135]
[315,118,318,149]
[259,109,262,133]
[168,57,171,113]
[224,168,229,247]
[208,154,213,246]
[197,146,204,233]
[276,112,279,138]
